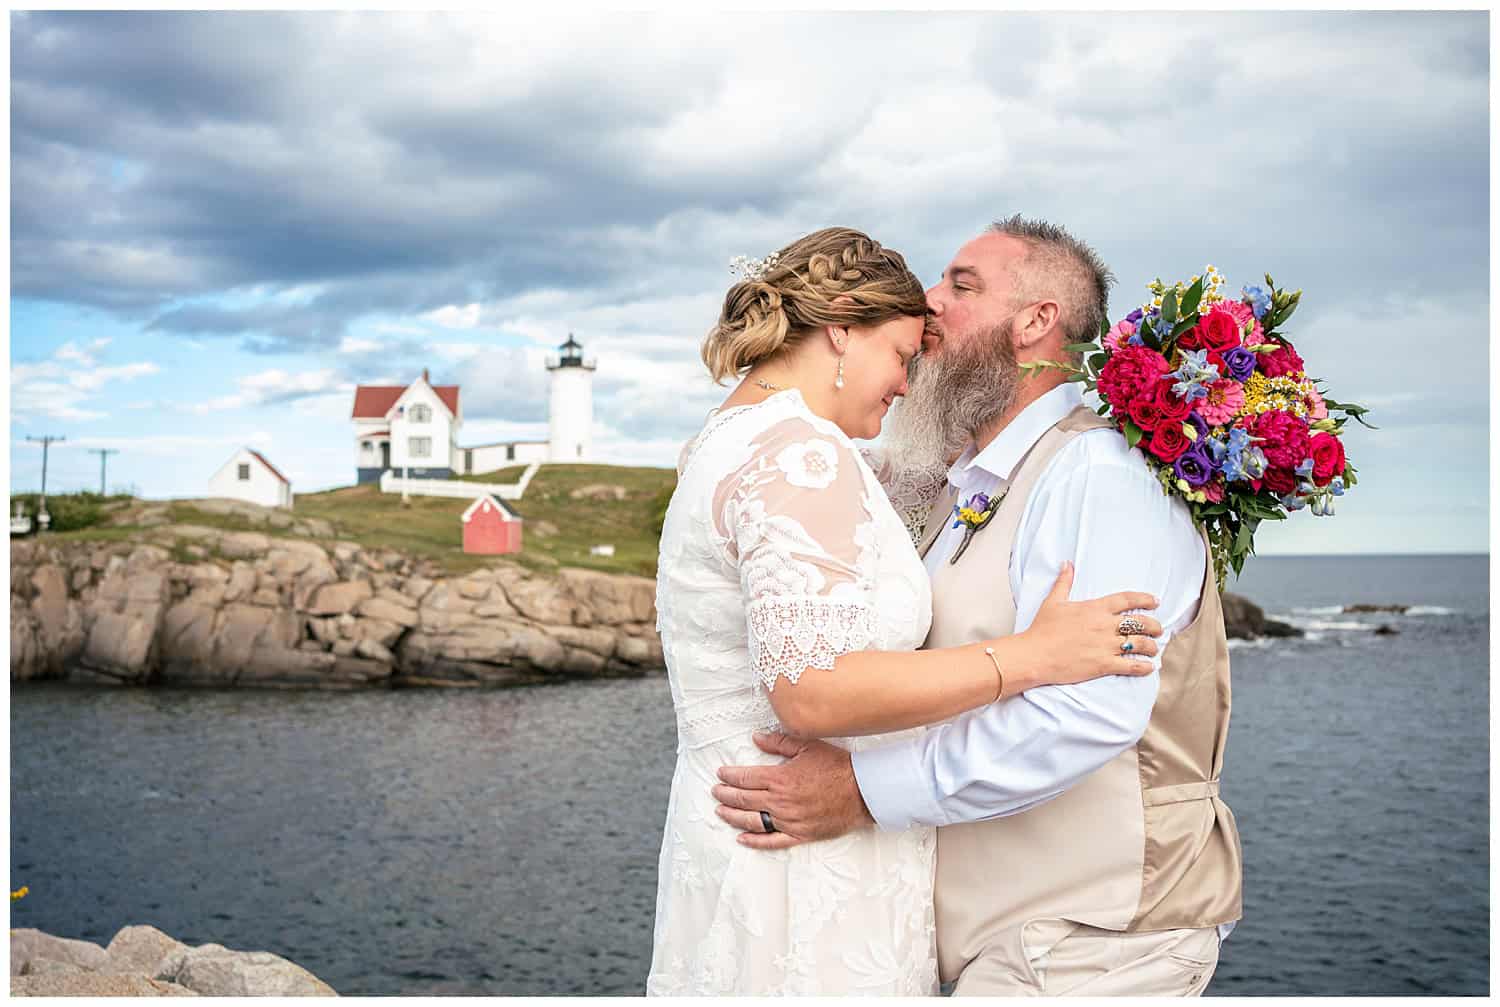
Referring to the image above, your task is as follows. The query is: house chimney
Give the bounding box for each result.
[422,367,429,383]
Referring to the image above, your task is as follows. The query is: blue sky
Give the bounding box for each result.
[8,11,1490,555]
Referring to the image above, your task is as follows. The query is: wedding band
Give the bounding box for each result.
[760,811,777,834]
[1118,616,1146,636]
[1120,638,1136,654]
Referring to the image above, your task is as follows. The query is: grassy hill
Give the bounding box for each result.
[26,465,678,579]
[294,464,677,577]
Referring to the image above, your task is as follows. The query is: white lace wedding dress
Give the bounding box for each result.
[647,389,940,996]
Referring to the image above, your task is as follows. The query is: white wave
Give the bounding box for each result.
[1227,637,1274,651]
[1295,619,1376,632]
[1295,605,1346,615]
[1405,606,1456,616]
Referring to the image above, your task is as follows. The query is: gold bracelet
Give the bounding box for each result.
[983,646,1005,702]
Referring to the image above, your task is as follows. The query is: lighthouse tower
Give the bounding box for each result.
[546,333,596,462]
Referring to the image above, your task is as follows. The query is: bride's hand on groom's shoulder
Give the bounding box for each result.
[712,732,874,850]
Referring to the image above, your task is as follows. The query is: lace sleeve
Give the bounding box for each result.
[860,444,949,547]
[714,417,880,691]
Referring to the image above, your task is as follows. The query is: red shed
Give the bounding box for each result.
[462,494,523,555]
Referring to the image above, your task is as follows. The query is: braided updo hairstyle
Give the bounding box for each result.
[702,227,928,383]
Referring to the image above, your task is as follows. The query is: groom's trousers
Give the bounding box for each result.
[952,923,1221,997]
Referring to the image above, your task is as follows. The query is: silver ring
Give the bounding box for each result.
[1120,638,1136,654]
[760,811,777,834]
[1118,616,1146,637]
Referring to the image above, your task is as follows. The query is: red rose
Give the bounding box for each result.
[1129,395,1166,432]
[1098,345,1171,410]
[1309,432,1346,485]
[1150,380,1192,424]
[1259,341,1305,378]
[1263,467,1297,495]
[1148,421,1190,463]
[1250,409,1312,470]
[1180,307,1242,354]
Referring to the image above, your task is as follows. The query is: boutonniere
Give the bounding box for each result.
[949,490,1006,565]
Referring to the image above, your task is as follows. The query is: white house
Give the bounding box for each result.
[209,447,293,509]
[351,339,598,483]
[351,369,462,483]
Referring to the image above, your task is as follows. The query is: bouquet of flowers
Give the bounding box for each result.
[1025,267,1373,586]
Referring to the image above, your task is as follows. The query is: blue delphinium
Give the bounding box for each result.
[1171,349,1221,402]
[1243,285,1273,320]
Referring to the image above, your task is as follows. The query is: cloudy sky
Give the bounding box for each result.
[8,11,1489,554]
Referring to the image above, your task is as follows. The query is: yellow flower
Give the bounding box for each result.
[11,887,28,901]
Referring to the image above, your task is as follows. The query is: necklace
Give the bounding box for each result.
[753,378,784,392]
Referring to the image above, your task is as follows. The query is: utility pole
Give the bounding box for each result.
[89,448,119,496]
[25,434,65,531]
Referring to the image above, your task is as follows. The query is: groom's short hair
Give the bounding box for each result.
[988,215,1114,356]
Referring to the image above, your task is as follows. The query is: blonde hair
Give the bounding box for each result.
[702,227,928,383]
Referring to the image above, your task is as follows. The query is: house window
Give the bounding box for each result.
[410,437,431,458]
[410,404,431,423]
[506,444,516,461]
[237,463,250,481]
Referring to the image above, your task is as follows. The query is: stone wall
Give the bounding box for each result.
[10,528,663,689]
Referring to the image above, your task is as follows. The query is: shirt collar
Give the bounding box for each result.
[948,383,1086,487]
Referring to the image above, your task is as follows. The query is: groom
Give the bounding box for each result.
[713,216,1242,995]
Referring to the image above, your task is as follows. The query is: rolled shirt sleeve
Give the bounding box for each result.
[851,433,1204,831]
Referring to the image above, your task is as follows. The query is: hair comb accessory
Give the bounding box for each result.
[728,251,781,282]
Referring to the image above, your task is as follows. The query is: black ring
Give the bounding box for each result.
[760,811,777,834]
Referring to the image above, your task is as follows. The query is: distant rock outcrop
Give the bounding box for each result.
[1220,592,1303,640]
[11,527,663,690]
[10,924,336,996]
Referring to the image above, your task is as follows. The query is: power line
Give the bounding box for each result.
[24,434,66,530]
[89,448,120,496]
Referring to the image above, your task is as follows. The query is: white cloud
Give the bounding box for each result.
[183,367,347,414]
[10,341,160,422]
[338,335,384,354]
[425,303,483,329]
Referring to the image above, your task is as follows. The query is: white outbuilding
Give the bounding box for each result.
[208,447,293,509]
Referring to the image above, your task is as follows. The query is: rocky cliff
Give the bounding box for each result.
[10,527,663,689]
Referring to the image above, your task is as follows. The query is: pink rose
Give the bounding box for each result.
[1259,341,1305,379]
[1250,409,1312,470]
[1202,479,1226,504]
[1309,432,1346,485]
[1098,344,1170,410]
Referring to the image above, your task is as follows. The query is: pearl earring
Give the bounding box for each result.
[835,354,845,390]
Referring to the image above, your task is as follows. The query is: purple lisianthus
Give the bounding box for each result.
[1125,307,1144,324]
[1174,446,1214,487]
[968,492,991,512]
[1220,346,1258,383]
[1185,411,1210,442]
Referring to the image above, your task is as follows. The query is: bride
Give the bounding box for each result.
[647,227,1163,995]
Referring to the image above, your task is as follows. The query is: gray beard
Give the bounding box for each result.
[881,321,1022,480]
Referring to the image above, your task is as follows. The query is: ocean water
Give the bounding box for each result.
[9,554,1488,995]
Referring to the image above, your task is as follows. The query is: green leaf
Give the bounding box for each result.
[1095,402,1110,416]
[1100,316,1112,340]
[1179,277,1204,316]
[1138,320,1162,352]
[1064,341,1101,354]
[1161,288,1179,324]
[1124,420,1144,450]
[1089,352,1109,372]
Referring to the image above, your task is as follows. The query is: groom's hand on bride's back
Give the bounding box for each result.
[712,732,875,850]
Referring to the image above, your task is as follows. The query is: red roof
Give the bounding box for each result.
[246,449,290,486]
[351,383,459,419]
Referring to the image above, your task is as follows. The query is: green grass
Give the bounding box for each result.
[292,464,677,577]
[25,465,680,578]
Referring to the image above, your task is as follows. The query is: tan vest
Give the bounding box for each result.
[919,406,1243,984]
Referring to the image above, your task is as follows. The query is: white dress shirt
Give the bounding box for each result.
[851,383,1235,936]
[852,382,1207,824]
